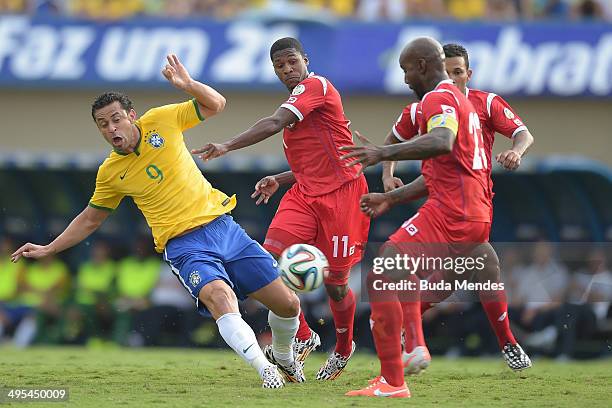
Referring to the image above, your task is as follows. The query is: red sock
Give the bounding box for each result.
[370,301,404,387]
[296,309,311,341]
[401,301,426,352]
[329,288,356,357]
[479,289,516,348]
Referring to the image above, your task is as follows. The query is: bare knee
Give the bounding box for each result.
[199,280,238,320]
[273,291,300,318]
[326,284,348,302]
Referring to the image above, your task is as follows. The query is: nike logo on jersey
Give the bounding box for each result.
[373,388,407,397]
[336,328,348,333]
[120,169,128,180]
[242,344,254,354]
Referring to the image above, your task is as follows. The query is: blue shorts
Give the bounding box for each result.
[163,215,279,317]
[0,304,33,325]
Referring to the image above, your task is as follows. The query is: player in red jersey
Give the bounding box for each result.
[341,37,497,398]
[370,42,533,374]
[193,37,370,381]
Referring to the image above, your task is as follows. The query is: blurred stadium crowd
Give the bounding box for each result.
[2,235,611,359]
[0,0,611,21]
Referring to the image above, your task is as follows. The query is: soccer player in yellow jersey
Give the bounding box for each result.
[11,54,303,388]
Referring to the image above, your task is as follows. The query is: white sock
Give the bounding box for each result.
[268,310,299,367]
[216,313,271,378]
[14,316,37,348]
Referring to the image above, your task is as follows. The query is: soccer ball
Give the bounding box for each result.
[278,244,329,293]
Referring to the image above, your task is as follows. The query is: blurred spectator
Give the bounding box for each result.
[133,264,199,347]
[19,253,70,345]
[556,248,612,358]
[1,0,610,20]
[64,241,116,344]
[112,237,161,345]
[240,0,335,21]
[30,0,67,14]
[509,241,569,350]
[0,237,23,305]
[357,0,406,21]
[487,0,520,19]
[208,0,258,19]
[0,0,27,13]
[601,0,612,18]
[529,0,571,18]
[69,0,144,20]
[446,0,487,19]
[571,0,606,19]
[305,0,356,17]
[161,0,198,18]
[0,236,35,347]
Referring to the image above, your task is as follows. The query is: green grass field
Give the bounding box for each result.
[0,347,610,407]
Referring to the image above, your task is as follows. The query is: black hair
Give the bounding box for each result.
[91,92,134,121]
[443,43,469,69]
[270,37,305,61]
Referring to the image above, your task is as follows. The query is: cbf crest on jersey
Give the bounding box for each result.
[147,132,165,148]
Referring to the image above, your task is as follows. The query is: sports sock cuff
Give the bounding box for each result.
[269,309,300,320]
[215,312,242,324]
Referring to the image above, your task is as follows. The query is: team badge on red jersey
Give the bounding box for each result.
[292,84,306,95]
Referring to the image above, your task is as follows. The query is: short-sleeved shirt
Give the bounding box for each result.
[467,88,527,198]
[392,101,421,142]
[279,73,362,196]
[417,79,492,223]
[89,100,236,252]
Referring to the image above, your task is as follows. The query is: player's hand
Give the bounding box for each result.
[191,143,229,161]
[360,192,393,218]
[339,131,384,175]
[382,176,404,192]
[11,243,52,263]
[251,176,279,205]
[496,150,522,171]
[162,54,193,91]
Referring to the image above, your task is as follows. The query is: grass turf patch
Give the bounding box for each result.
[0,346,610,407]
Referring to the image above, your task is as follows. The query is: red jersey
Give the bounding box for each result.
[467,88,527,198]
[280,73,361,196]
[467,88,527,164]
[393,80,492,222]
[392,101,421,142]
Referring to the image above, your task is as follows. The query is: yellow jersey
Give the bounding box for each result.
[89,99,236,252]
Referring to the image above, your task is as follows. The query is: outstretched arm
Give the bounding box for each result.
[360,176,429,217]
[192,108,297,161]
[251,171,296,205]
[340,128,454,172]
[387,175,429,204]
[381,127,454,161]
[271,170,296,185]
[11,206,110,263]
[162,54,226,119]
[496,129,534,170]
